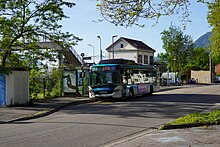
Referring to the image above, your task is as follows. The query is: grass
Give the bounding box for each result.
[160,109,220,129]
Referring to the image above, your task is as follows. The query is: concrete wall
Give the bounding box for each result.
[108,40,137,60]
[112,51,137,62]
[114,40,136,51]
[191,70,210,84]
[6,71,29,105]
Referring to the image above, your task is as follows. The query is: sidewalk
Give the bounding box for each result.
[159,84,207,92]
[107,125,220,147]
[0,96,92,123]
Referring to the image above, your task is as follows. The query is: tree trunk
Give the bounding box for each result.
[1,51,9,67]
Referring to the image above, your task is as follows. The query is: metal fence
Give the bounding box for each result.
[29,77,61,99]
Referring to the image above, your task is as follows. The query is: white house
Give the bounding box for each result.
[106,37,155,65]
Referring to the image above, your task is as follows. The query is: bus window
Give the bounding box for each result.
[106,72,113,84]
[90,71,121,86]
[130,70,146,84]
[143,71,157,85]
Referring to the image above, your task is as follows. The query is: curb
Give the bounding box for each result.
[160,121,220,130]
[0,99,95,124]
[158,84,209,93]
[159,86,184,92]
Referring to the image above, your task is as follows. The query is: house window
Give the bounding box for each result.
[150,56,154,64]
[120,44,124,48]
[138,55,142,63]
[144,55,148,64]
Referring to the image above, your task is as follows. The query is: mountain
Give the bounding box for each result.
[194,32,211,48]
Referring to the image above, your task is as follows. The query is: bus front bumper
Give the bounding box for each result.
[95,93,114,98]
[90,92,122,99]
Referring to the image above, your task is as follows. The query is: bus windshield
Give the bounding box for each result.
[90,70,121,86]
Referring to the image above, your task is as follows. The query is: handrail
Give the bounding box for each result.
[69,46,83,64]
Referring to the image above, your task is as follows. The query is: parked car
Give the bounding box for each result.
[160,78,180,86]
[188,78,197,84]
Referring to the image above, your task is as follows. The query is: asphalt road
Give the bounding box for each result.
[1,85,220,147]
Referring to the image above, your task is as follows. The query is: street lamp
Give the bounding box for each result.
[88,44,95,63]
[178,49,181,85]
[112,35,118,59]
[174,57,176,85]
[97,35,102,61]
[210,51,213,83]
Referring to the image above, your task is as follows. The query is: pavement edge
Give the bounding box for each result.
[0,99,95,124]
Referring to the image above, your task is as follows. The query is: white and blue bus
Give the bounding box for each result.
[88,59,160,99]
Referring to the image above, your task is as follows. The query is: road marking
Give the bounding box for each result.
[154,136,185,143]
[89,101,113,105]
[102,128,158,147]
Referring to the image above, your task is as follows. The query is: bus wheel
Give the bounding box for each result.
[128,88,134,98]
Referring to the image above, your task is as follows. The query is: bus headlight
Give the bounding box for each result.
[88,86,95,97]
[89,89,94,94]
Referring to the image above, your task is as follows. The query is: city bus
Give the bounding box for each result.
[88,59,160,99]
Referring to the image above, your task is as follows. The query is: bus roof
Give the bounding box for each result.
[99,59,136,65]
[92,59,158,71]
[92,63,156,71]
[92,64,118,67]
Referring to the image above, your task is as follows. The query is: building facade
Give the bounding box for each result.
[216,64,220,75]
[106,37,155,65]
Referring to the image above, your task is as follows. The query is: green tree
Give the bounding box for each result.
[207,0,220,63]
[97,0,211,28]
[157,52,169,63]
[29,66,62,99]
[97,0,220,62]
[0,0,80,69]
[161,24,194,74]
[29,68,43,99]
[157,52,169,73]
[191,47,209,70]
[47,67,62,97]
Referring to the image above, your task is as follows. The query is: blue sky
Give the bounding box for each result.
[61,0,211,63]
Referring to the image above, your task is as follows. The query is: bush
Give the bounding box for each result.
[29,68,62,99]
